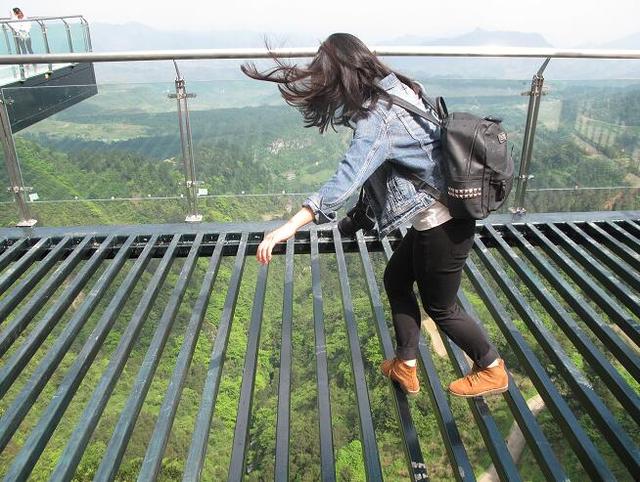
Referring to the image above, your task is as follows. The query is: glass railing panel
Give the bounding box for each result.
[0,71,530,226]
[527,63,640,213]
[1,80,183,226]
[1,56,638,227]
[43,19,72,54]
[0,24,19,85]
[0,24,13,55]
[17,21,47,55]
[2,20,49,79]
[187,77,346,201]
[67,18,89,53]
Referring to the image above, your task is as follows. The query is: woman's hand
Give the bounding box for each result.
[256,206,314,264]
[256,222,297,265]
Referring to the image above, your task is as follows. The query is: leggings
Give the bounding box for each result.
[383,218,499,368]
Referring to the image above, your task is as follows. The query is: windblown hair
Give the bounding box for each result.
[241,33,420,133]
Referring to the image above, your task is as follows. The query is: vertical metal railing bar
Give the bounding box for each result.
[0,122,34,218]
[0,235,114,397]
[583,222,640,272]
[601,221,640,254]
[386,228,476,482]
[507,224,640,382]
[456,291,568,482]
[510,57,550,215]
[80,17,92,52]
[488,224,640,419]
[61,18,73,53]
[0,236,72,321]
[0,236,92,356]
[138,233,226,482]
[437,307,522,482]
[2,235,157,480]
[565,222,640,291]
[228,257,270,481]
[332,227,384,481]
[274,237,294,482]
[0,235,134,458]
[473,237,640,477]
[172,62,201,223]
[50,234,181,482]
[183,232,249,482]
[0,236,50,293]
[35,20,52,72]
[94,233,204,482]
[357,232,428,482]
[0,237,29,273]
[463,258,615,480]
[543,223,640,331]
[309,229,336,482]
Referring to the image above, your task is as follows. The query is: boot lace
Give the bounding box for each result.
[467,371,482,386]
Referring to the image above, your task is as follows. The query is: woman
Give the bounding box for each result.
[11,8,33,55]
[243,33,508,398]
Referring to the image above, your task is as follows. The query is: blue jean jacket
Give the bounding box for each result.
[302,72,446,238]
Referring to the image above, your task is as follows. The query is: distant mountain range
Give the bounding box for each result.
[89,24,640,82]
[381,28,553,48]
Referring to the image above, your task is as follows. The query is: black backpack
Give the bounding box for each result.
[390,93,514,219]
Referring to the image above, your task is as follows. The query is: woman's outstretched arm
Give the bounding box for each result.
[256,206,314,265]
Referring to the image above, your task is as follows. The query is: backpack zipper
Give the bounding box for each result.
[466,121,483,177]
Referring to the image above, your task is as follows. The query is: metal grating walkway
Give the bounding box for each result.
[0,211,638,481]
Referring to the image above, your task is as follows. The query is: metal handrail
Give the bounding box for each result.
[0,46,640,65]
[0,15,87,24]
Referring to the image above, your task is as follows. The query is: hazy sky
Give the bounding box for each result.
[9,0,640,46]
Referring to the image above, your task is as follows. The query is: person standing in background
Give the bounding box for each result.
[10,7,35,76]
[11,8,33,55]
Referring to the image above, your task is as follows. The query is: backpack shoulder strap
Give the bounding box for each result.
[389,94,441,127]
[415,89,448,121]
[389,95,448,205]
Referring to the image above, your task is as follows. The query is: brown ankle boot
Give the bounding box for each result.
[448,359,508,398]
[380,358,420,395]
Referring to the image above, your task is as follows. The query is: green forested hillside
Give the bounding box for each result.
[0,81,639,481]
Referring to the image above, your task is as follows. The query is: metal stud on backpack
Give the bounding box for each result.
[390,93,514,220]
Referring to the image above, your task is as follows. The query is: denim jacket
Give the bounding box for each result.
[302,72,446,237]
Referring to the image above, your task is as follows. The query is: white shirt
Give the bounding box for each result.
[10,13,31,36]
[411,200,453,231]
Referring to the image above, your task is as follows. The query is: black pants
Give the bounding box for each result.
[383,218,498,368]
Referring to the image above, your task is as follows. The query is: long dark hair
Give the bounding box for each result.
[241,33,419,133]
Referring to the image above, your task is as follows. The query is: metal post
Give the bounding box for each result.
[35,20,52,73]
[170,60,202,222]
[61,19,74,53]
[510,57,551,215]
[80,18,92,52]
[0,94,37,227]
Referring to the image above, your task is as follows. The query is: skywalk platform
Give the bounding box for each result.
[0,209,638,481]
